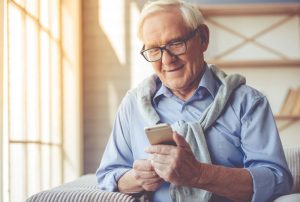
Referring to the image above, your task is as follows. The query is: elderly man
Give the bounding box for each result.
[96,0,292,201]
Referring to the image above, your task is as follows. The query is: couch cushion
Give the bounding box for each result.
[284,147,300,193]
[26,174,137,202]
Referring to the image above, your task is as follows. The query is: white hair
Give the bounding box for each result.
[137,0,205,40]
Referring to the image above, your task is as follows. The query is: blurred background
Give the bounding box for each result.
[1,0,300,201]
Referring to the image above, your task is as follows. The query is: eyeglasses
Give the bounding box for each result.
[140,28,199,62]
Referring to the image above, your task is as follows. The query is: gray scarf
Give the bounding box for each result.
[131,64,245,202]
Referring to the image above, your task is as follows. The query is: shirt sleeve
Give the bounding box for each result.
[240,94,293,202]
[96,93,134,192]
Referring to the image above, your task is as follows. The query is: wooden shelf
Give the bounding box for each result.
[200,3,300,69]
[207,59,300,68]
[275,115,300,120]
[275,115,300,132]
[199,3,300,16]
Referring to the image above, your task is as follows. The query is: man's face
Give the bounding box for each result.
[141,9,208,99]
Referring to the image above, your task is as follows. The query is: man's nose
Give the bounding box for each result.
[161,49,176,65]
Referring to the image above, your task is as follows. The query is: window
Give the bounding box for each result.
[2,0,82,201]
[0,0,4,200]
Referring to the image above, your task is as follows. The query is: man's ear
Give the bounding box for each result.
[199,24,209,51]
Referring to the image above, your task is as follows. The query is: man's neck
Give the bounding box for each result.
[171,65,206,101]
[172,87,198,101]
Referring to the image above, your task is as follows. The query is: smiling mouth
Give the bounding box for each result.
[165,65,184,72]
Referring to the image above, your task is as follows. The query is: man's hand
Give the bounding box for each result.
[118,159,164,193]
[133,159,165,191]
[145,132,202,187]
[145,132,253,202]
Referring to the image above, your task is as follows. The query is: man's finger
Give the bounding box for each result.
[149,153,172,164]
[133,159,153,171]
[145,144,174,154]
[137,170,159,179]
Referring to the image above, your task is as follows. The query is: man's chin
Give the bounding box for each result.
[165,81,186,92]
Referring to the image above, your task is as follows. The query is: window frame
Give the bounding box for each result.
[0,0,5,200]
[2,0,82,200]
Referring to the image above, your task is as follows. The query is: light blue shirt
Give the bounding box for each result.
[96,65,292,202]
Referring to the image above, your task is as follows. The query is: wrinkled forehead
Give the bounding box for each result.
[141,4,180,22]
[141,12,191,48]
[140,10,190,37]
[139,5,189,39]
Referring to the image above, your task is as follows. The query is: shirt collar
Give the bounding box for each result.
[152,82,172,107]
[199,64,219,99]
[152,63,220,106]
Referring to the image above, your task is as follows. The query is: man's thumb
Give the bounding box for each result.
[173,132,189,147]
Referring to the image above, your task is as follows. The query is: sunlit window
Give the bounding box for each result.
[5,0,62,201]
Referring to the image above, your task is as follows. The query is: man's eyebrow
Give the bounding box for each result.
[144,43,159,50]
[144,35,185,49]
[168,36,185,43]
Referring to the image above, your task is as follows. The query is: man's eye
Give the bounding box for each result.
[148,48,160,55]
[168,42,184,49]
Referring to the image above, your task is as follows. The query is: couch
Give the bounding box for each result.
[27,147,300,202]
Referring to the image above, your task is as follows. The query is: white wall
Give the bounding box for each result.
[82,0,132,173]
[61,0,83,180]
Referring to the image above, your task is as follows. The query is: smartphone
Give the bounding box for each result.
[144,123,175,145]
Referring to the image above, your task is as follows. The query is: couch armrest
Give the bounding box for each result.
[284,147,300,193]
[26,174,137,202]
[273,194,300,202]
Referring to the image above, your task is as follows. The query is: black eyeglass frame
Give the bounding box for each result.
[140,27,199,62]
